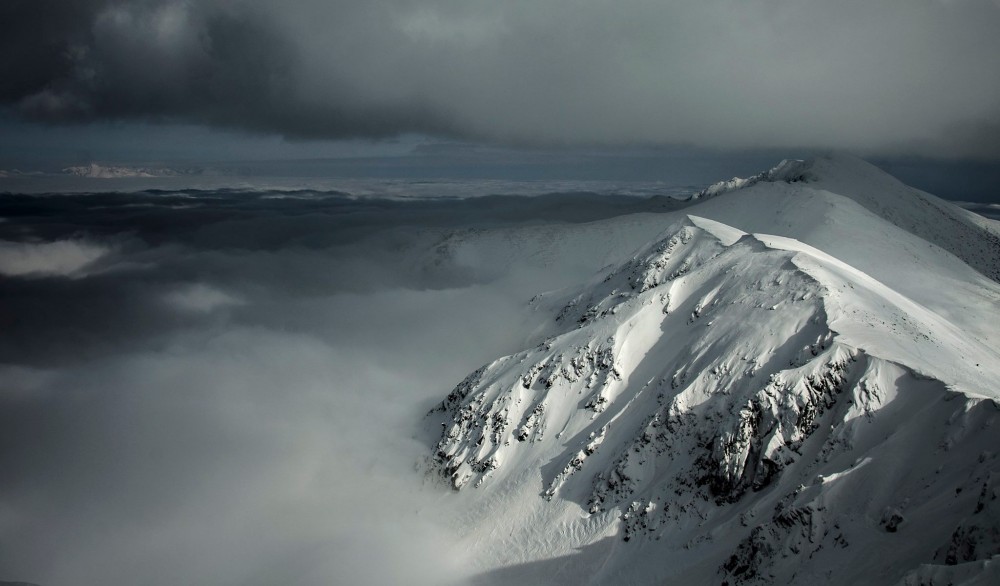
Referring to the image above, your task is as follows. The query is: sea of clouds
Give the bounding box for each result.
[0,186,683,585]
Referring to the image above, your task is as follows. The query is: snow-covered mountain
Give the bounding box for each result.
[424,155,1000,584]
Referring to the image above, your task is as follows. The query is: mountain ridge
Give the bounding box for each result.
[696,154,1000,283]
[423,156,1000,585]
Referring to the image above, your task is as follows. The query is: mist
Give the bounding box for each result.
[0,188,674,585]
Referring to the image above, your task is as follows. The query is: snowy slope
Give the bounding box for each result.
[423,157,1000,585]
[689,155,1000,348]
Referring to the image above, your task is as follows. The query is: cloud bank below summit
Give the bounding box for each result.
[3,0,1000,158]
[0,192,558,586]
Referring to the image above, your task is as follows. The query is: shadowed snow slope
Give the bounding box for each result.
[424,156,1000,585]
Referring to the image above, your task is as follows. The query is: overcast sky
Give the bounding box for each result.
[2,0,999,161]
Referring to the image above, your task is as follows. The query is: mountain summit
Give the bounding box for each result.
[425,156,1000,585]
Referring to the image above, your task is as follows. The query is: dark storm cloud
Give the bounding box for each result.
[3,0,1000,156]
[2,0,453,137]
[0,0,110,103]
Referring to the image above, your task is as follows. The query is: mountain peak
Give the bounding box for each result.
[424,159,1000,584]
[690,155,1000,286]
[695,153,909,201]
[693,158,813,199]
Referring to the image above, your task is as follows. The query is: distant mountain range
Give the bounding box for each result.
[60,163,187,178]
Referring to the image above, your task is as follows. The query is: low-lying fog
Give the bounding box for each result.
[0,187,683,585]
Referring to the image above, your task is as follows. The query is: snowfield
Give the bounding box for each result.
[424,155,1000,585]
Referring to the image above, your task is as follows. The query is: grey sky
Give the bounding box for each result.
[2,0,999,159]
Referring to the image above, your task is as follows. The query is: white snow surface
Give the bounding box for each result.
[423,155,1000,585]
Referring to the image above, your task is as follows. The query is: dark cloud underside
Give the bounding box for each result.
[2,0,999,158]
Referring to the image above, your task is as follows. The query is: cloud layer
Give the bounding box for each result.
[3,0,999,157]
[0,187,681,585]
[0,239,109,277]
